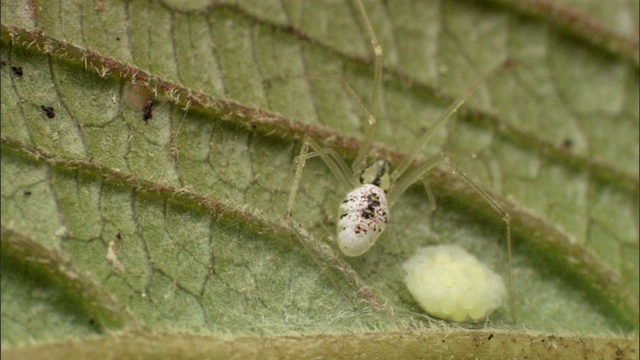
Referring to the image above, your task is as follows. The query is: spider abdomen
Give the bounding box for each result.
[337,184,389,257]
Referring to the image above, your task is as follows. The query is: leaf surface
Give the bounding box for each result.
[1,0,638,358]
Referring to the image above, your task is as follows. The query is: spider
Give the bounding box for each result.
[285,0,515,322]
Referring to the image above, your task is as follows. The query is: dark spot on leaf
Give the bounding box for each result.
[143,100,153,122]
[40,105,55,118]
[11,66,23,76]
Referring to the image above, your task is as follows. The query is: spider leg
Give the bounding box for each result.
[442,155,515,323]
[285,141,311,222]
[386,178,438,249]
[285,137,358,221]
[420,177,437,219]
[391,62,511,183]
[387,153,444,206]
[399,178,438,227]
[349,0,384,173]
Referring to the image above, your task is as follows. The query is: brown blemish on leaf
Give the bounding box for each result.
[124,83,153,111]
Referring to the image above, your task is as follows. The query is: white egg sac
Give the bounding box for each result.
[403,245,506,322]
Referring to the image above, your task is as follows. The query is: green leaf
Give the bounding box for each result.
[2,0,638,357]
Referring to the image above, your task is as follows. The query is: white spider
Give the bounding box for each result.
[285,0,515,322]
